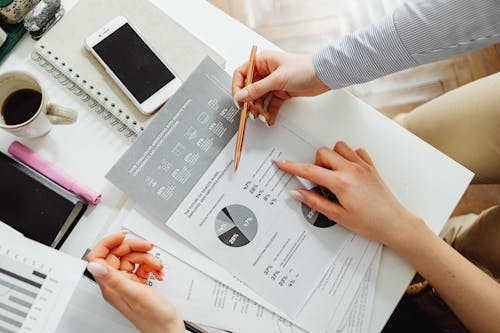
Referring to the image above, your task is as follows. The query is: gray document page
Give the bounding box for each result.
[107,57,239,222]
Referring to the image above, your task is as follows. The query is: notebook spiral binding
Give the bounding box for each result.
[31,47,142,139]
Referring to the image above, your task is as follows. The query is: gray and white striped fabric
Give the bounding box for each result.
[313,0,500,89]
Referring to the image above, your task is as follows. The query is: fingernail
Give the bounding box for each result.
[233,98,240,109]
[87,262,108,278]
[121,230,129,235]
[258,114,267,124]
[272,158,286,164]
[248,113,255,120]
[289,190,304,202]
[234,89,248,101]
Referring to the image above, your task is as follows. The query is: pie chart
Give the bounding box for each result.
[215,204,258,247]
[301,186,337,228]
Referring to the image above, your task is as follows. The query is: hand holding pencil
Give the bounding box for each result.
[231,51,329,126]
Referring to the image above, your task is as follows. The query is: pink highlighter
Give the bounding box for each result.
[8,141,102,205]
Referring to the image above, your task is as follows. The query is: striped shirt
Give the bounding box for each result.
[313,0,500,89]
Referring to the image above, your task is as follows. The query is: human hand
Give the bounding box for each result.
[232,51,329,126]
[86,232,184,333]
[274,142,425,249]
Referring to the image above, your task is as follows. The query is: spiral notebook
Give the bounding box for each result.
[32,0,224,138]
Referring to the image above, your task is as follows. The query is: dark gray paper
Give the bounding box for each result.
[106,57,239,222]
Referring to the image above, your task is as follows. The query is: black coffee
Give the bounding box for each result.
[1,89,42,126]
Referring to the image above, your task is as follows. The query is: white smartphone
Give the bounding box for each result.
[85,16,181,115]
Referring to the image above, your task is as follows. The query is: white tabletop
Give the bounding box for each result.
[0,1,449,332]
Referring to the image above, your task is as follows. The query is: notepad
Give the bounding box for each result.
[32,0,225,138]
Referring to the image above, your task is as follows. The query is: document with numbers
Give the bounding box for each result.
[107,56,473,332]
[108,57,377,333]
[0,232,86,333]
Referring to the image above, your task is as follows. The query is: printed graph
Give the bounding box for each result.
[215,204,258,247]
[301,187,337,228]
[0,254,54,333]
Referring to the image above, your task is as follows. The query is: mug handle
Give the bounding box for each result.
[46,103,78,125]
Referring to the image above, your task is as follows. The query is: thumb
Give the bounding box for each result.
[87,261,139,296]
[234,72,283,102]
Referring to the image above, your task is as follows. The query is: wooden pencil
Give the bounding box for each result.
[234,45,257,171]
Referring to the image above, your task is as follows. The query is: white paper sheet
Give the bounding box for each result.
[55,278,137,333]
[129,235,302,333]
[338,245,383,333]
[0,233,86,333]
[122,207,379,333]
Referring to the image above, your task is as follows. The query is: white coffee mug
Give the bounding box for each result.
[0,71,77,138]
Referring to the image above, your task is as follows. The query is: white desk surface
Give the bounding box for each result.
[0,1,467,332]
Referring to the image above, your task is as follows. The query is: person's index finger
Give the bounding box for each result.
[120,252,163,272]
[111,239,154,257]
[275,160,337,190]
[86,233,126,261]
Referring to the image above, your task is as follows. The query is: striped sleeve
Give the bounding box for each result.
[312,0,500,89]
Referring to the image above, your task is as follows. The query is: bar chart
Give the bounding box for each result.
[0,254,55,333]
[0,233,85,333]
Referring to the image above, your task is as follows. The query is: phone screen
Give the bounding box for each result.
[92,23,175,103]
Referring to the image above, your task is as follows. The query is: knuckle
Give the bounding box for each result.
[336,174,349,188]
[350,163,364,175]
[247,84,260,98]
[302,163,315,174]
[274,70,287,90]
[333,141,345,151]
[316,146,330,159]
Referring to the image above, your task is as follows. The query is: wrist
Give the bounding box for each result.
[141,313,184,333]
[161,316,185,333]
[386,213,432,254]
[169,317,185,333]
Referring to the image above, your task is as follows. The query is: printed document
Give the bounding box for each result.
[120,212,381,333]
[0,232,86,333]
[108,58,378,332]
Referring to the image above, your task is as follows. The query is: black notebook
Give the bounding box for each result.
[0,151,87,249]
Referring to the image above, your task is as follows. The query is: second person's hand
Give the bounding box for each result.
[86,232,185,333]
[274,142,427,250]
[232,51,329,126]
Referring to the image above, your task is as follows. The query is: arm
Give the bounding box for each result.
[313,0,500,89]
[397,222,500,333]
[232,0,500,124]
[275,142,500,333]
